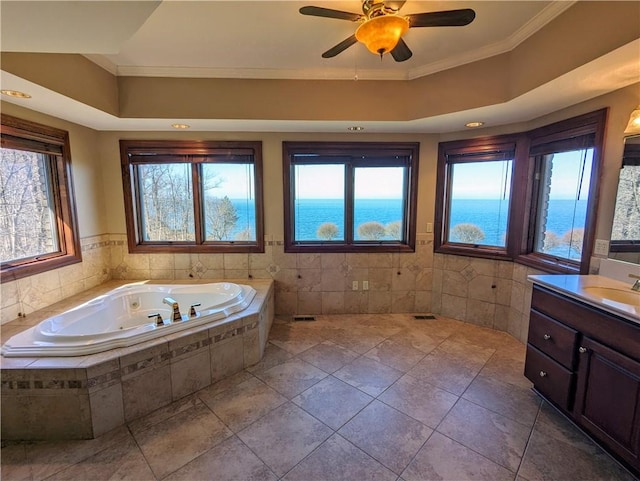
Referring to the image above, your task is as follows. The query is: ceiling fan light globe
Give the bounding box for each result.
[355,15,409,56]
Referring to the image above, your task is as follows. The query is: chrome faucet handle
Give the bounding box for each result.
[189,303,201,317]
[148,313,164,326]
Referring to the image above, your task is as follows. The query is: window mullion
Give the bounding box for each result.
[401,163,411,243]
[345,162,354,245]
[192,160,204,245]
[48,155,66,254]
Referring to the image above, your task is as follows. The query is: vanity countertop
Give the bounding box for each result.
[528,274,640,324]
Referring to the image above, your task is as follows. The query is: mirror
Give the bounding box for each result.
[609,135,640,264]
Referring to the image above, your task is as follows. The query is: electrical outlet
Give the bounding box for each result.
[594,239,609,256]
[426,222,433,233]
[352,280,358,291]
[362,280,369,291]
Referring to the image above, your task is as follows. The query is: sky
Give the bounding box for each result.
[204,163,255,199]
[203,149,593,201]
[451,149,593,200]
[295,165,405,199]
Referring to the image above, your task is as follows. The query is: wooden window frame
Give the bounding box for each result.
[0,114,82,281]
[435,109,608,274]
[120,140,264,254]
[434,134,525,261]
[283,141,419,253]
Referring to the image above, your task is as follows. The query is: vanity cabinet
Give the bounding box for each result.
[525,285,640,475]
[574,337,640,468]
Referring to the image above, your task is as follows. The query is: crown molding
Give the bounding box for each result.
[407,1,576,80]
[112,65,407,81]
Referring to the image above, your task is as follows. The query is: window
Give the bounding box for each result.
[120,140,264,253]
[610,139,640,252]
[436,109,607,274]
[527,140,595,265]
[283,142,419,252]
[435,137,517,258]
[0,114,81,281]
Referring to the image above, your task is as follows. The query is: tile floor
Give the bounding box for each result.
[2,314,637,481]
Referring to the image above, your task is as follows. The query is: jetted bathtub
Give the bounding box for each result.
[1,281,256,357]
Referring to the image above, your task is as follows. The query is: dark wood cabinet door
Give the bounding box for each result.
[574,337,640,471]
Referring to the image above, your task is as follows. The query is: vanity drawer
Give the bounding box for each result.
[525,345,575,410]
[528,310,578,368]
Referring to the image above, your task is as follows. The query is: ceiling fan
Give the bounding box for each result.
[299,0,476,62]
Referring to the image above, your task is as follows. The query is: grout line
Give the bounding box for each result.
[513,398,543,479]
[126,423,160,480]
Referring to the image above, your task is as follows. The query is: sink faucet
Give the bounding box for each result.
[162,296,182,322]
[630,274,640,292]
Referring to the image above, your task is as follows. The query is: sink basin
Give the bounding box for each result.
[582,286,640,306]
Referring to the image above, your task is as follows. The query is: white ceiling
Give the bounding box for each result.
[1,1,639,132]
[88,0,566,81]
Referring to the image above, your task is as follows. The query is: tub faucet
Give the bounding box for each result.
[630,274,640,292]
[163,297,182,322]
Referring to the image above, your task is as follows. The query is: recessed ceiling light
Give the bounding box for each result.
[347,126,364,131]
[172,123,190,129]
[465,121,485,128]
[1,89,31,99]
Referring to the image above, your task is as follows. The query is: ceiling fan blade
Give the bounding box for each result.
[391,38,412,62]
[383,1,407,12]
[407,8,476,28]
[322,35,358,58]
[299,6,363,22]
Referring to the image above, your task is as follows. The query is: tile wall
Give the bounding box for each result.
[1,234,111,324]
[2,232,549,343]
[431,253,544,344]
[108,234,435,318]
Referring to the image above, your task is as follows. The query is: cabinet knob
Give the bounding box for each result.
[543,334,551,340]
[579,347,587,354]
[539,371,547,377]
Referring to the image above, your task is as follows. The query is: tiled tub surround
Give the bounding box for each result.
[0,279,274,440]
[3,233,577,349]
[1,234,112,324]
[2,281,257,357]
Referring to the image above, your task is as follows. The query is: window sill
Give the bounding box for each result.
[1,253,82,282]
[285,243,415,254]
[514,254,582,275]
[433,246,584,275]
[434,243,510,261]
[127,242,265,254]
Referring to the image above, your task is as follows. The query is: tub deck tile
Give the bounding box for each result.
[1,280,274,441]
